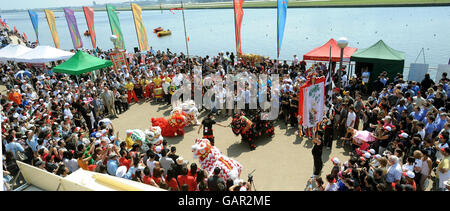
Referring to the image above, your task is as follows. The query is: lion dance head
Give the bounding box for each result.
[192,138,243,182]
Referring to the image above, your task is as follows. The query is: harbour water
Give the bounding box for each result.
[1,7,450,76]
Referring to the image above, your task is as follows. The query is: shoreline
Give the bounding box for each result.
[2,1,450,13]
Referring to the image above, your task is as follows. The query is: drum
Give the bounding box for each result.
[154,88,163,99]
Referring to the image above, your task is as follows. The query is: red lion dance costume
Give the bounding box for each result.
[151,110,187,137]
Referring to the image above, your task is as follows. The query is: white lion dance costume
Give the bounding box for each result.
[144,126,164,151]
[171,100,200,126]
[192,138,242,182]
[128,127,164,152]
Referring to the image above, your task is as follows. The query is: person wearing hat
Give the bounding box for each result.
[436,147,450,191]
[403,170,417,191]
[107,152,120,176]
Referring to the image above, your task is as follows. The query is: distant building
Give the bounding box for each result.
[93,1,97,6]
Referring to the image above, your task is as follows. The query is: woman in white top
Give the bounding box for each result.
[419,150,433,191]
[413,150,423,189]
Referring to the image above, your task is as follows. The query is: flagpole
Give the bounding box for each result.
[181,1,190,72]
[232,0,238,58]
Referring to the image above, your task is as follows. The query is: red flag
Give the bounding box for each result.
[83,6,97,49]
[233,0,244,56]
[187,36,190,42]
[23,32,28,42]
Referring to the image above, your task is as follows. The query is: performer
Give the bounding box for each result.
[197,113,227,146]
[312,130,324,177]
[125,78,138,104]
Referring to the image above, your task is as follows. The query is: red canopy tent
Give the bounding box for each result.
[303,38,357,62]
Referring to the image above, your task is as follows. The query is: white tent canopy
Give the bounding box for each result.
[0,44,33,62]
[13,45,74,63]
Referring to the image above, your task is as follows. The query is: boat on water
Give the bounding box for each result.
[157,30,171,37]
[153,27,164,33]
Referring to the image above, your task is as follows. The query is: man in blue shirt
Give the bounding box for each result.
[435,113,448,133]
[425,116,436,138]
[410,106,423,121]
[106,153,119,176]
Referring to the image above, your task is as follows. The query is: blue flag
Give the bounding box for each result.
[277,0,288,58]
[28,10,39,44]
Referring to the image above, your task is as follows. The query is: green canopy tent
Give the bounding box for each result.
[53,50,112,75]
[350,40,405,85]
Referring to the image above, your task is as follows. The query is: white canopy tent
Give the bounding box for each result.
[0,44,33,62]
[13,45,74,63]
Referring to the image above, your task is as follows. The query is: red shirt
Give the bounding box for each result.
[165,177,179,191]
[152,176,162,186]
[177,175,197,191]
[188,170,197,181]
[143,175,154,185]
[119,157,132,171]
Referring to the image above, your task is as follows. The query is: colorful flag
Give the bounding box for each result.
[277,0,288,58]
[44,9,60,48]
[83,6,97,49]
[298,77,326,128]
[131,3,149,52]
[63,8,83,49]
[106,4,125,50]
[28,10,39,44]
[233,0,244,56]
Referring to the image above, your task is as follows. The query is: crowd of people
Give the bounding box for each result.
[309,70,450,191]
[1,24,450,191]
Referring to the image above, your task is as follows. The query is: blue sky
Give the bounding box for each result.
[1,0,137,10]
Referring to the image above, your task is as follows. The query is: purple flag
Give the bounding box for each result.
[64,8,83,49]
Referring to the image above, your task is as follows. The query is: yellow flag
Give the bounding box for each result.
[44,9,60,48]
[131,3,149,52]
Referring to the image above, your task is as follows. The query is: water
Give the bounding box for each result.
[1,7,450,74]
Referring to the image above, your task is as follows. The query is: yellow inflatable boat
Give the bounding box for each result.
[157,30,171,37]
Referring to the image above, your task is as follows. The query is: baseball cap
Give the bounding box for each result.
[404,171,415,179]
[364,152,371,159]
[384,126,392,131]
[374,154,382,159]
[331,157,340,165]
[115,166,128,178]
[369,149,376,155]
[398,132,409,138]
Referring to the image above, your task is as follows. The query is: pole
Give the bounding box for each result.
[160,3,163,14]
[181,1,190,72]
[338,48,344,89]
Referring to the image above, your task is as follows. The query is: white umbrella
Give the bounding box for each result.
[13,45,74,63]
[0,44,32,62]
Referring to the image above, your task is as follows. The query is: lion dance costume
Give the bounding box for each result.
[151,110,187,137]
[230,112,275,150]
[192,138,243,182]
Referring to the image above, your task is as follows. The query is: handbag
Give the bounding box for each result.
[14,142,27,161]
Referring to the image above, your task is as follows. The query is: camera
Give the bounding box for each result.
[248,175,253,183]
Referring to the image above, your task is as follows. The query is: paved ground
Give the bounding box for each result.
[111,99,349,191]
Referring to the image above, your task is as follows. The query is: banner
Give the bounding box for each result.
[131,3,149,52]
[408,63,429,83]
[298,77,325,128]
[277,0,288,58]
[28,10,39,44]
[63,8,83,49]
[106,4,125,50]
[233,0,244,56]
[109,51,129,73]
[83,6,97,49]
[44,9,60,48]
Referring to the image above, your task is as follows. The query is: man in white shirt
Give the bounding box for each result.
[63,103,73,120]
[346,106,357,129]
